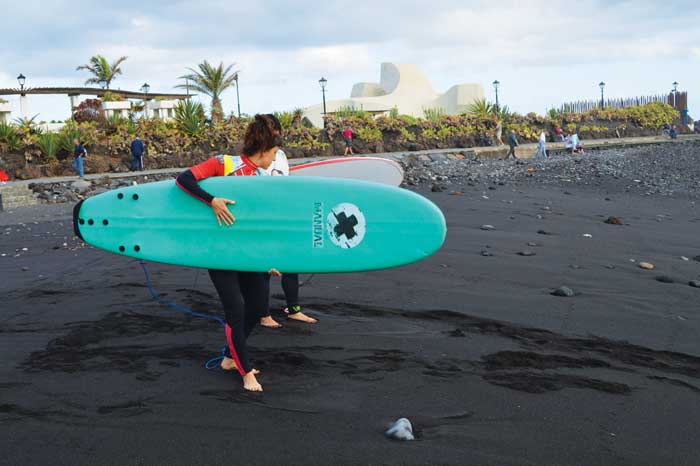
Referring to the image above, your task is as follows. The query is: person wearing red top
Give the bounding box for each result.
[176,114,283,392]
[343,126,354,155]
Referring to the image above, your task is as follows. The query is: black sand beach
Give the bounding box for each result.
[2,145,700,465]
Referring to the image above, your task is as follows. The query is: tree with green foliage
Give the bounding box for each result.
[176,61,239,123]
[76,55,128,89]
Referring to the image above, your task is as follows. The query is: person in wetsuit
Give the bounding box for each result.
[175,114,282,392]
[257,115,317,328]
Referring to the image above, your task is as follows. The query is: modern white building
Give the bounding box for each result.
[304,63,485,127]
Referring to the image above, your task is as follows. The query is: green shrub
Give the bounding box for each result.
[465,99,494,118]
[335,105,371,119]
[0,121,21,152]
[423,107,446,121]
[399,114,418,125]
[355,126,382,142]
[389,106,399,119]
[174,100,206,137]
[273,111,294,130]
[399,127,415,142]
[101,91,124,102]
[57,122,80,153]
[37,132,60,161]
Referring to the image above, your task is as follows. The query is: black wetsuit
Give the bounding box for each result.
[208,269,268,375]
[263,273,300,311]
[176,164,268,376]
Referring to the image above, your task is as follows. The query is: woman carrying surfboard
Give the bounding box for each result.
[175,114,283,392]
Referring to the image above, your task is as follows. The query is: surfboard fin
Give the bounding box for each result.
[73,200,85,241]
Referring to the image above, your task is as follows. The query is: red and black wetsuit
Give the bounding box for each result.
[176,154,268,376]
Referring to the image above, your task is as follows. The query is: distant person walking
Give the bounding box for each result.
[343,126,354,155]
[534,131,548,161]
[504,130,518,159]
[554,126,565,141]
[495,121,504,145]
[130,135,145,171]
[73,138,87,178]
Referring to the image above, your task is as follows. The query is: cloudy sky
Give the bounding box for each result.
[2,0,699,121]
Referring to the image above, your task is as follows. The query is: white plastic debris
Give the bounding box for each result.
[385,418,415,441]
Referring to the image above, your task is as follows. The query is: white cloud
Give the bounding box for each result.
[2,0,699,120]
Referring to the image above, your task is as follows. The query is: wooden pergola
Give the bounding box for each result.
[0,86,191,120]
[0,87,188,100]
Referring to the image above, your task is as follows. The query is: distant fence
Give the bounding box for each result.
[556,92,687,114]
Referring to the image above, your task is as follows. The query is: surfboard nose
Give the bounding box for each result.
[72,199,85,240]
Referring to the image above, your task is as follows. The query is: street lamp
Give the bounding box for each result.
[234,73,241,118]
[17,73,26,95]
[599,81,605,108]
[492,80,500,111]
[141,83,150,118]
[672,81,678,108]
[319,77,327,118]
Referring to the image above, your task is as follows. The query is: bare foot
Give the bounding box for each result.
[287,312,317,324]
[242,371,263,392]
[220,357,238,371]
[221,357,259,375]
[260,315,282,328]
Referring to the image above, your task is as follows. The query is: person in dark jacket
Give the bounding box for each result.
[130,136,145,171]
[73,138,87,178]
[504,130,518,159]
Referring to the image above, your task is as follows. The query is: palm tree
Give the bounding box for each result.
[76,55,128,89]
[176,61,239,123]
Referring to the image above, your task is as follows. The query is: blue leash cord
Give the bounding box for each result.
[139,260,227,370]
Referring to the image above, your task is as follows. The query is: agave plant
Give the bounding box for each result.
[37,132,60,160]
[174,99,206,137]
[76,55,128,89]
[466,99,495,118]
[0,121,21,152]
[176,61,239,123]
[13,115,41,133]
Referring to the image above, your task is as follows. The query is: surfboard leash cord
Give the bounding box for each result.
[138,260,227,370]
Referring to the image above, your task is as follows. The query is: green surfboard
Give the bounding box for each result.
[73,176,446,273]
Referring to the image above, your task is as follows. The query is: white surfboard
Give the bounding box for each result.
[290,157,404,186]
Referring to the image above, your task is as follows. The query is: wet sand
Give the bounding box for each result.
[1,183,700,466]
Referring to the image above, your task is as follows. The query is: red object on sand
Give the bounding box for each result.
[0,169,9,182]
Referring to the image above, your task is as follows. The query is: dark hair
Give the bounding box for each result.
[265,113,282,133]
[242,114,283,156]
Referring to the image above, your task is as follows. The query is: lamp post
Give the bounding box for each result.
[319,77,327,122]
[672,81,678,109]
[17,73,26,94]
[141,82,150,118]
[599,81,605,108]
[493,80,500,112]
[17,73,27,118]
[234,73,241,118]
